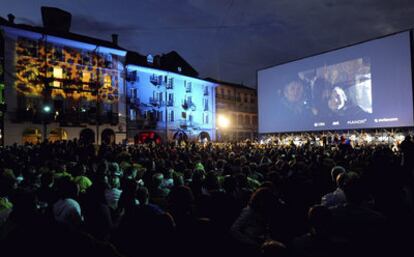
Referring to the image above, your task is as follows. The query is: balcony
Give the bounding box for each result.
[149,97,161,107]
[150,75,162,86]
[128,97,141,108]
[167,100,174,107]
[179,120,193,129]
[166,81,174,90]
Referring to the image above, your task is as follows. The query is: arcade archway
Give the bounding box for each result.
[134,131,162,144]
[198,131,210,142]
[79,128,95,144]
[101,128,115,145]
[173,130,188,142]
[22,128,42,144]
[48,128,68,142]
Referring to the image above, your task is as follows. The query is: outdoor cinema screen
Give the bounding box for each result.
[258,31,414,133]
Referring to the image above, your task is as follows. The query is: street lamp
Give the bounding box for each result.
[43,105,51,113]
[42,104,51,142]
[217,114,230,141]
[217,114,230,128]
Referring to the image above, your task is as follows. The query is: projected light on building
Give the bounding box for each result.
[14,37,119,104]
[126,65,216,141]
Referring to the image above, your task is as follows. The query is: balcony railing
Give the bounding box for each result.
[150,75,162,86]
[149,97,161,107]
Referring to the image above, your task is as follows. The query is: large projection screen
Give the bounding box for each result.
[258,31,413,133]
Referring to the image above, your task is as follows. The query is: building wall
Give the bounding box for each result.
[1,26,126,145]
[127,65,216,142]
[216,83,258,141]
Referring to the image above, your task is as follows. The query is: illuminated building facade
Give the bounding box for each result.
[212,79,258,141]
[126,52,216,143]
[0,12,127,145]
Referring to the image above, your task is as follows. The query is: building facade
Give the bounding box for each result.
[213,80,258,141]
[0,14,127,145]
[126,53,216,143]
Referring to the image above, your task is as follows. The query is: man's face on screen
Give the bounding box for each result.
[284,81,304,103]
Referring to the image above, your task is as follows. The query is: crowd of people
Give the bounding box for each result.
[1,137,414,257]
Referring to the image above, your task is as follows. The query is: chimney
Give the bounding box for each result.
[7,14,15,23]
[111,34,118,45]
[41,7,71,32]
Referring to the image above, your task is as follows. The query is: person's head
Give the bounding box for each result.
[40,171,54,188]
[336,172,349,189]
[136,186,149,205]
[260,240,288,257]
[241,165,251,176]
[173,173,184,187]
[308,205,332,236]
[331,165,346,184]
[204,171,220,191]
[55,177,79,199]
[152,173,164,188]
[108,162,121,176]
[342,172,366,205]
[97,160,108,176]
[223,175,236,193]
[168,185,194,213]
[249,187,276,214]
[109,175,121,189]
[126,165,138,179]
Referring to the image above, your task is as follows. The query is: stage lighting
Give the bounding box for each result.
[217,115,230,128]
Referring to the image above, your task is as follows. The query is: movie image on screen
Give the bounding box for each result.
[258,31,413,133]
[282,58,372,118]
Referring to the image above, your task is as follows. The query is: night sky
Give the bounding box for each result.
[2,0,414,87]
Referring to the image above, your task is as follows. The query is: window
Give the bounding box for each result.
[82,71,91,83]
[129,109,136,120]
[82,71,91,90]
[205,113,209,124]
[53,67,63,88]
[245,115,250,125]
[168,93,174,106]
[103,75,111,89]
[238,115,243,125]
[244,94,248,103]
[82,52,92,65]
[220,88,224,96]
[159,111,163,122]
[19,38,38,57]
[53,47,64,61]
[169,110,174,122]
[204,98,209,111]
[185,81,192,93]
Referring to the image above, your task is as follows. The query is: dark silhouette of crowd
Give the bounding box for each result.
[1,138,414,257]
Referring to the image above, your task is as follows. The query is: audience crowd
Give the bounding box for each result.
[1,137,414,257]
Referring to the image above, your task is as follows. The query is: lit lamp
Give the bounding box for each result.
[217,114,230,128]
[43,105,51,113]
[42,105,52,142]
[217,114,230,142]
